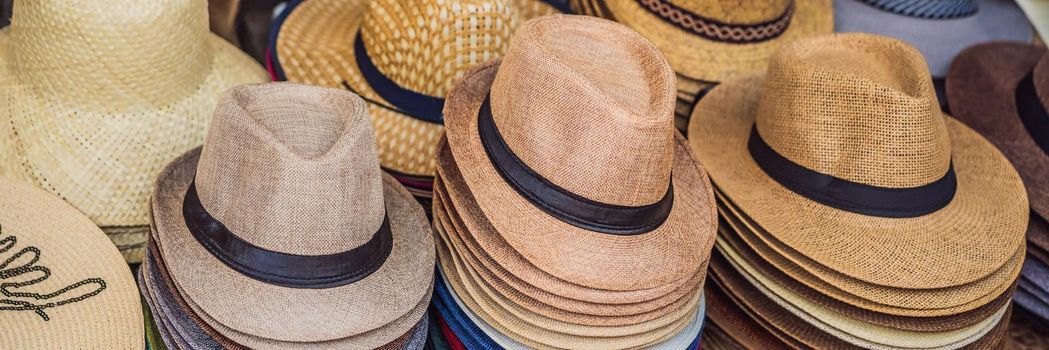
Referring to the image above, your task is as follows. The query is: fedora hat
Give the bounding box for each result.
[148,83,434,348]
[0,0,267,263]
[0,177,143,349]
[689,33,1028,295]
[834,0,1032,78]
[272,0,567,186]
[571,0,832,83]
[442,14,717,293]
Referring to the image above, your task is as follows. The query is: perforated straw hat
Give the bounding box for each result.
[274,0,566,181]
[0,177,143,349]
[149,83,434,349]
[688,33,1028,294]
[0,0,268,263]
[571,0,832,83]
[442,14,717,294]
[834,0,1032,77]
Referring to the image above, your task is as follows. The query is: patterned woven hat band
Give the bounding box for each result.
[9,0,215,108]
[754,34,952,189]
[666,0,793,23]
[360,0,516,97]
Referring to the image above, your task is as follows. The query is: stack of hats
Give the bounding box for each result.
[140,83,435,349]
[947,41,1049,327]
[0,0,267,263]
[267,0,567,211]
[689,33,1029,348]
[833,0,1032,109]
[0,177,143,349]
[569,0,832,132]
[431,15,717,349]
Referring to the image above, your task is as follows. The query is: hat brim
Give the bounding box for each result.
[946,42,1049,221]
[443,61,718,292]
[603,0,833,82]
[150,148,435,345]
[688,73,1028,290]
[834,0,1032,77]
[433,146,705,318]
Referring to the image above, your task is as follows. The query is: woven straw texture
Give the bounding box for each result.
[443,15,717,292]
[148,83,434,348]
[0,0,267,263]
[688,33,1028,293]
[947,42,1049,222]
[596,0,832,82]
[276,0,557,177]
[0,177,143,349]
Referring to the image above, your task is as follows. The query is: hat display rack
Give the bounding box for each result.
[1,0,1048,349]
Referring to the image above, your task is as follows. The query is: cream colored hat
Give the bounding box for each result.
[150,83,434,349]
[0,177,143,349]
[0,0,268,263]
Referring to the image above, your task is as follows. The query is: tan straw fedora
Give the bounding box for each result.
[0,177,143,349]
[274,0,565,182]
[148,83,434,348]
[442,14,717,292]
[688,33,1028,292]
[573,0,832,83]
[0,0,267,263]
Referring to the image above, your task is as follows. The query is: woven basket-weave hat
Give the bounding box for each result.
[0,177,143,349]
[443,14,717,292]
[947,42,1049,225]
[149,83,434,348]
[275,0,564,180]
[834,0,1032,78]
[688,33,1028,291]
[583,0,832,83]
[0,0,267,262]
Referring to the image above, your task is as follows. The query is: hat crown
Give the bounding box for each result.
[672,0,792,23]
[8,0,214,110]
[359,0,516,97]
[489,16,676,207]
[754,33,952,188]
[194,83,386,256]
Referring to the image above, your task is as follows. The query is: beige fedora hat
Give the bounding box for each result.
[442,14,718,292]
[0,0,267,263]
[0,177,143,349]
[688,33,1028,290]
[275,0,565,181]
[149,83,434,348]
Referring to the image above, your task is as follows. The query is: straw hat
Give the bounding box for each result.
[273,0,566,182]
[572,0,832,83]
[834,0,1032,78]
[0,177,143,349]
[0,0,268,263]
[688,33,1028,293]
[148,83,434,349]
[442,14,717,293]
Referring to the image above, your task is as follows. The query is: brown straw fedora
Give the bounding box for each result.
[0,0,267,263]
[274,0,565,182]
[573,0,832,83]
[148,83,434,348]
[441,14,717,292]
[946,42,1049,226]
[688,33,1029,291]
[0,177,143,349]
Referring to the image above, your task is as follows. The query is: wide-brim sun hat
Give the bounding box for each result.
[0,177,143,349]
[442,14,717,293]
[689,33,1027,298]
[946,42,1049,223]
[834,0,1032,77]
[274,0,565,180]
[149,83,434,349]
[583,0,832,83]
[0,0,267,263]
